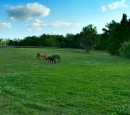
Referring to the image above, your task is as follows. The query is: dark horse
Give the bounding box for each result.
[52,54,61,62]
[46,56,56,63]
[37,52,46,60]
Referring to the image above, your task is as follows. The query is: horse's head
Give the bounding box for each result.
[44,55,47,59]
[37,52,46,60]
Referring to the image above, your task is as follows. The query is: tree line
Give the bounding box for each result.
[1,13,130,56]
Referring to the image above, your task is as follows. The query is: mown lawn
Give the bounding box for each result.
[0,48,130,115]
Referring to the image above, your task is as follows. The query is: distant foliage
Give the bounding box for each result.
[4,13,130,56]
[80,24,97,52]
[102,13,130,55]
[121,13,128,25]
[107,22,123,55]
[0,39,7,46]
[119,41,130,58]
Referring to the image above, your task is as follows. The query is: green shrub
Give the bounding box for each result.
[119,41,130,58]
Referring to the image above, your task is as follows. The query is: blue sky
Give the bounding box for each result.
[0,0,130,39]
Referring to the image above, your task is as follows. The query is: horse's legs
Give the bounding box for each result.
[53,59,56,64]
[51,59,53,63]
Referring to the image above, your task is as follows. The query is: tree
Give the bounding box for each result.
[121,13,127,25]
[65,33,80,48]
[107,23,123,55]
[119,41,130,58]
[120,13,130,42]
[19,36,38,46]
[80,24,97,52]
[0,39,7,46]
[102,20,125,55]
[94,34,108,50]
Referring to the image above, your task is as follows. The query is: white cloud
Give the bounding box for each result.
[101,0,127,12]
[0,22,12,29]
[51,21,82,27]
[28,19,48,31]
[28,20,82,32]
[49,31,63,35]
[7,2,50,20]
[31,19,47,28]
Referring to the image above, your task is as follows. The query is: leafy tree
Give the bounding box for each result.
[74,33,81,48]
[7,39,14,46]
[19,36,38,46]
[103,19,127,55]
[65,33,80,48]
[107,23,123,55]
[80,24,97,52]
[94,34,108,50]
[121,13,127,25]
[119,41,130,58]
[120,13,130,41]
[0,39,7,46]
[54,35,64,47]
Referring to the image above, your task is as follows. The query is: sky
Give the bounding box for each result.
[0,0,130,39]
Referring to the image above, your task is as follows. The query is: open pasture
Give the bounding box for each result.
[0,48,130,114]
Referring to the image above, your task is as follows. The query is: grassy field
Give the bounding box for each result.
[0,48,130,115]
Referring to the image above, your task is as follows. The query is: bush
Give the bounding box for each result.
[119,41,130,58]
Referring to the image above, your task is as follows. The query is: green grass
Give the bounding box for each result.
[0,48,130,115]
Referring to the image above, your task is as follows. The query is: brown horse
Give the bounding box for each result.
[52,54,61,62]
[37,52,46,60]
[46,56,56,63]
